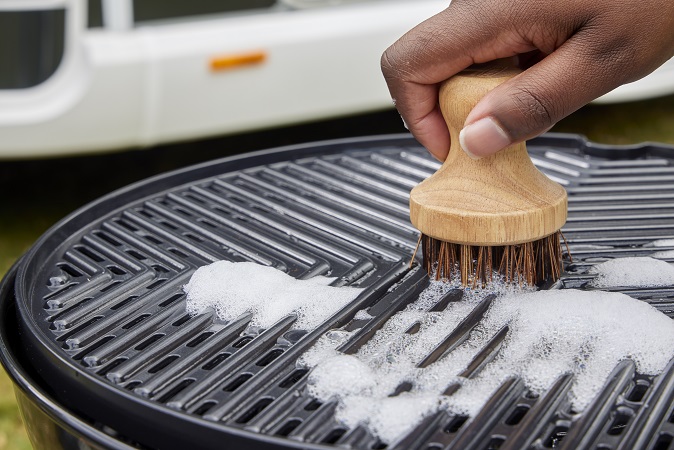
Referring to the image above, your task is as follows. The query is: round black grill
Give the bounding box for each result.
[3,134,674,450]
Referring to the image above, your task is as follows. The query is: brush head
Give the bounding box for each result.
[409,67,567,247]
[421,233,565,286]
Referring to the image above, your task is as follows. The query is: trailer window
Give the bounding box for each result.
[133,0,277,24]
[0,9,65,90]
[88,0,104,28]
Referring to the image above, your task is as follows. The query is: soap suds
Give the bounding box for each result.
[652,250,674,259]
[643,240,674,259]
[308,355,377,399]
[183,261,363,329]
[589,257,674,288]
[645,239,674,247]
[567,244,615,250]
[353,310,374,321]
[183,260,674,445]
[303,278,674,444]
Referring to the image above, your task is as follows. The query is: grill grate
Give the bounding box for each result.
[10,134,674,449]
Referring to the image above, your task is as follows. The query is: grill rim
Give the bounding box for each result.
[5,132,674,450]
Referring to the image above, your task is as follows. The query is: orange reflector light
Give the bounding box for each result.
[209,51,267,72]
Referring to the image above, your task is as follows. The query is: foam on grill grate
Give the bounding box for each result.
[589,257,674,288]
[183,260,674,444]
[646,239,674,247]
[183,261,363,329]
[303,279,674,443]
[652,250,674,259]
[646,239,674,259]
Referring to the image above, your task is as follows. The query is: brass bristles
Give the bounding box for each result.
[419,231,568,287]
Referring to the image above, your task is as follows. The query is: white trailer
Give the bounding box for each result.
[0,0,672,158]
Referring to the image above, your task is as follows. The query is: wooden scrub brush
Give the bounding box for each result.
[409,67,568,286]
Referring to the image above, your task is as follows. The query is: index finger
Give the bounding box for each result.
[381,2,532,159]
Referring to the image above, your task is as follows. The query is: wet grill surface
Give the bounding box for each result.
[12,134,674,450]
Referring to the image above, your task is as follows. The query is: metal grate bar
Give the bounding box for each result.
[559,360,636,450]
[417,295,494,369]
[133,313,252,397]
[112,212,219,266]
[61,273,192,352]
[368,153,435,179]
[211,179,408,260]
[144,199,281,268]
[82,304,184,368]
[104,312,211,383]
[339,155,421,189]
[500,373,574,450]
[340,269,429,355]
[285,162,410,215]
[287,401,339,443]
[259,167,415,234]
[168,315,297,411]
[445,377,525,450]
[186,188,368,264]
[44,272,112,307]
[189,184,369,267]
[237,172,416,250]
[49,270,156,332]
[311,158,411,200]
[104,217,191,270]
[617,358,674,450]
[166,191,331,270]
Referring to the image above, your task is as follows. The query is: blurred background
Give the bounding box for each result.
[1,1,674,448]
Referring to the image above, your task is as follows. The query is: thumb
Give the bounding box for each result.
[459,33,633,159]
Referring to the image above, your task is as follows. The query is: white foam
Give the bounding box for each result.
[183,260,674,444]
[567,244,615,250]
[183,261,363,329]
[643,240,674,259]
[589,257,674,288]
[304,280,674,444]
[308,355,377,399]
[354,310,374,320]
[645,239,674,247]
[298,329,357,369]
[652,250,674,259]
[340,393,440,440]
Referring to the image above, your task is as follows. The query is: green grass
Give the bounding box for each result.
[0,94,673,449]
[554,94,674,145]
[0,375,30,450]
[0,208,64,450]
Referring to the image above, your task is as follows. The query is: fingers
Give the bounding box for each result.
[383,0,674,161]
[384,71,448,160]
[460,29,641,158]
[381,2,540,160]
[381,5,494,160]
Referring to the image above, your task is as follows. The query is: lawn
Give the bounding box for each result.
[0,93,673,449]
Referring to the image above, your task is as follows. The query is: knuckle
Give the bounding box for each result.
[380,41,415,83]
[380,46,400,80]
[382,14,456,84]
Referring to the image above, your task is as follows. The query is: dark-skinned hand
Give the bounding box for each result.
[381,0,674,160]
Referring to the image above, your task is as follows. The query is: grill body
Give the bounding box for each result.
[2,134,674,450]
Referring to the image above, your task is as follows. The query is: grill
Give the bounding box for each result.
[2,133,674,450]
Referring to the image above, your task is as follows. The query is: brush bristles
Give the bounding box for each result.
[421,231,566,287]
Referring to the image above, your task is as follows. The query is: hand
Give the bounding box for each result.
[381,0,674,161]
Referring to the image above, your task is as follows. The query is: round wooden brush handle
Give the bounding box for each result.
[409,67,567,246]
